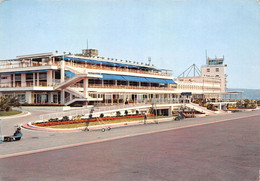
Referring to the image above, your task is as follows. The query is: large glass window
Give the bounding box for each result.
[88,79,102,85]
[1,76,8,80]
[15,74,21,81]
[129,81,138,86]
[39,73,47,80]
[17,94,26,103]
[34,93,48,103]
[141,82,149,87]
[117,80,127,85]
[104,80,115,85]
[26,73,33,80]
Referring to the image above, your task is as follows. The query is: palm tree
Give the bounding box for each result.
[0,96,21,112]
[10,97,21,108]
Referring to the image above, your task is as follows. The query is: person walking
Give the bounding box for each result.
[84,114,92,131]
[84,119,90,131]
[144,113,147,124]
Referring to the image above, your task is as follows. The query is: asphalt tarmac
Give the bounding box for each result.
[0,110,259,181]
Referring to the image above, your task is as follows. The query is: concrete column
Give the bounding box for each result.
[48,57,52,65]
[158,109,162,116]
[61,90,65,104]
[21,73,26,87]
[25,91,32,103]
[48,92,53,103]
[168,107,172,116]
[13,74,15,87]
[33,73,35,86]
[61,60,65,83]
[111,94,113,105]
[83,78,88,98]
[53,70,56,79]
[47,70,52,86]
[37,73,39,86]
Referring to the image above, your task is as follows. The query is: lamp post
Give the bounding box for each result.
[0,118,2,143]
[151,99,158,124]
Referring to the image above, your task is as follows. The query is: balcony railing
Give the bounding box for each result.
[65,62,172,77]
[0,81,58,88]
[88,84,175,90]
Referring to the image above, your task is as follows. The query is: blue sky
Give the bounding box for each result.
[0,0,259,89]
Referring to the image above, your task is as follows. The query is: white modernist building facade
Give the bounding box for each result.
[0,49,225,106]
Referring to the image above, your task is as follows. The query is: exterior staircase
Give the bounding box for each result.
[65,65,87,74]
[186,103,217,115]
[54,73,102,90]
[64,87,103,106]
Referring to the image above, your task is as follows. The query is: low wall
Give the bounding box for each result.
[20,106,71,112]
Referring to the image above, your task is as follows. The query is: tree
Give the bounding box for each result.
[124,110,128,116]
[236,100,242,108]
[148,107,154,114]
[243,99,250,107]
[116,111,121,117]
[10,97,21,108]
[0,96,18,111]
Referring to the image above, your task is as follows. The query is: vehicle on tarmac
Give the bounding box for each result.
[4,127,23,142]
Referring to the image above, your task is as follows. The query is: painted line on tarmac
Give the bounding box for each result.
[0,113,259,159]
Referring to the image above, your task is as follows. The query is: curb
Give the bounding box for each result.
[23,117,174,132]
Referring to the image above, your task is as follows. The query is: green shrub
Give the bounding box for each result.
[61,116,69,122]
[116,111,121,117]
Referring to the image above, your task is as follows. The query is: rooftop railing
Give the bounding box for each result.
[0,61,58,70]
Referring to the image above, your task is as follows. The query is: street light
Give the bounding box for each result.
[0,118,2,143]
[151,99,159,124]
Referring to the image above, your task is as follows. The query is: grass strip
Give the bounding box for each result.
[0,110,22,117]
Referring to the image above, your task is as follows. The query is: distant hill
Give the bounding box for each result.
[227,88,260,100]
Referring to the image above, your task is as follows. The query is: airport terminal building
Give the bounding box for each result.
[0,49,226,106]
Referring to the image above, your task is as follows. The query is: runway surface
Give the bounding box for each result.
[0,114,259,181]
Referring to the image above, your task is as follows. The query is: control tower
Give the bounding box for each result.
[201,56,227,92]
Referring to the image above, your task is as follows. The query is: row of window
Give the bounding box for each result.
[207,68,219,72]
[0,73,47,81]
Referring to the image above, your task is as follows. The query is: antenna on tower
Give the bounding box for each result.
[148,57,151,65]
[87,39,88,49]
